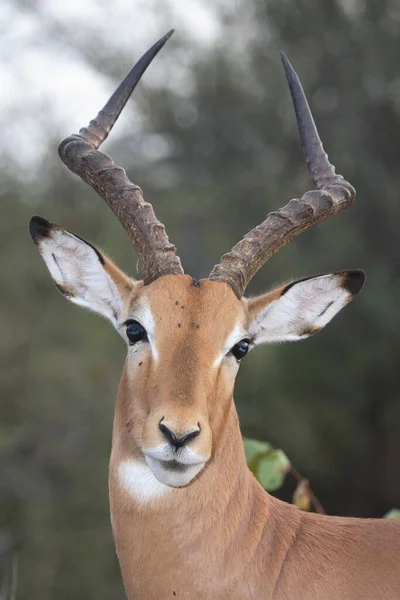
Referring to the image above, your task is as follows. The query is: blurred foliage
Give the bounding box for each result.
[384,509,400,519]
[244,438,290,492]
[245,437,400,516]
[2,0,400,598]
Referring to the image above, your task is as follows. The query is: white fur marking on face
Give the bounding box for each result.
[130,302,159,361]
[118,459,172,503]
[145,455,205,488]
[213,324,246,367]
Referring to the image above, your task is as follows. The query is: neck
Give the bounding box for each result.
[109,396,290,598]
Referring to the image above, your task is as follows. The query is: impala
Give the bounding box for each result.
[30,31,400,599]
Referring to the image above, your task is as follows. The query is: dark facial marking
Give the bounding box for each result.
[177,322,181,328]
[175,300,180,305]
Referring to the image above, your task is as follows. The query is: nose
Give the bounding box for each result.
[159,419,201,450]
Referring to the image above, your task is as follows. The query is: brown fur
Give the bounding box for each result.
[104,271,400,600]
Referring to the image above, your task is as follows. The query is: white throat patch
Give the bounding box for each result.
[118,459,172,503]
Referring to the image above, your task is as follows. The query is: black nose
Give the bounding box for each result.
[159,420,200,449]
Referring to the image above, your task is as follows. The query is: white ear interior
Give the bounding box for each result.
[248,274,357,345]
[38,228,123,325]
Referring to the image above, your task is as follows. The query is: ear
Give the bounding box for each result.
[29,216,135,326]
[247,270,365,345]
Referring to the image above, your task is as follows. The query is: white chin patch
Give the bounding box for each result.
[145,456,205,488]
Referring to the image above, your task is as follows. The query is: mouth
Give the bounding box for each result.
[143,450,207,487]
[158,459,188,472]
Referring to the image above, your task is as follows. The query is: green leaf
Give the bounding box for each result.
[243,438,291,491]
[243,437,272,464]
[384,509,400,519]
[256,449,291,491]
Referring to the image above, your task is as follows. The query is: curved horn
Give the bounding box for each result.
[209,53,355,298]
[58,30,184,284]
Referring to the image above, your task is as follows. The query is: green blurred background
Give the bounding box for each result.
[1,0,400,597]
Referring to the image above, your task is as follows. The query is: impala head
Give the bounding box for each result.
[30,31,364,488]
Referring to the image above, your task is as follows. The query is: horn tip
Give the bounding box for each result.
[153,29,175,53]
[159,29,175,46]
[280,51,296,81]
[280,50,288,62]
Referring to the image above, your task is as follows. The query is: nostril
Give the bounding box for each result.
[159,421,178,447]
[159,420,201,449]
[181,428,200,446]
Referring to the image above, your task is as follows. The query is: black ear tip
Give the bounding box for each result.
[342,269,366,296]
[29,216,52,244]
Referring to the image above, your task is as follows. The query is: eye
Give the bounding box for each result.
[230,339,251,361]
[125,320,147,345]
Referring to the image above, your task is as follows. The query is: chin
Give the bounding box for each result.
[145,456,206,487]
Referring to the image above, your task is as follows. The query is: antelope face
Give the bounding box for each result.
[119,275,246,487]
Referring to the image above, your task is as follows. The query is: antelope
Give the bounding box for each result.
[29,31,400,600]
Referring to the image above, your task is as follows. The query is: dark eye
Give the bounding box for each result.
[126,320,147,345]
[231,339,250,361]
